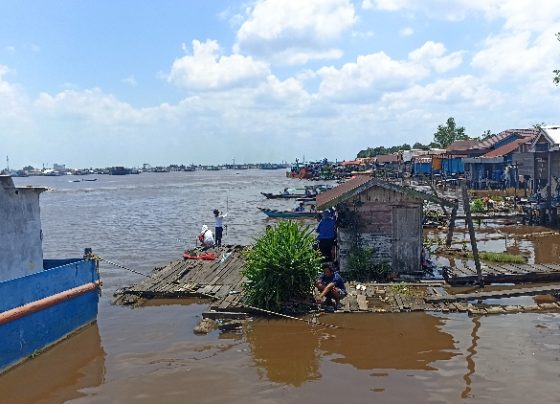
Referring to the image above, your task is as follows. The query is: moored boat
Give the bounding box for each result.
[258,207,319,219]
[0,175,101,374]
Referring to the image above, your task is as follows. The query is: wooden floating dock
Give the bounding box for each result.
[113,245,247,311]
[443,263,560,285]
[113,246,560,317]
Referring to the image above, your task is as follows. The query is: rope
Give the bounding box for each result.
[95,256,159,281]
[244,304,340,329]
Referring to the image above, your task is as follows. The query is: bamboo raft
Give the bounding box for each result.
[112,246,560,317]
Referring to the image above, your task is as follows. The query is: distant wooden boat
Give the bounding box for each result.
[258,207,319,219]
[261,192,305,199]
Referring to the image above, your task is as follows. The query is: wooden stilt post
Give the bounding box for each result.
[429,182,448,217]
[446,202,458,247]
[461,182,483,286]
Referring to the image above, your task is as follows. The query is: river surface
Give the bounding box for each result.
[2,170,560,403]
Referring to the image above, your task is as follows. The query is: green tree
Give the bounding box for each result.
[554,32,560,85]
[433,117,467,148]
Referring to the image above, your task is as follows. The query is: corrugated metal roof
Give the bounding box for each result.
[376,154,400,164]
[316,175,372,208]
[316,176,457,210]
[482,135,535,158]
[448,128,539,153]
[542,125,560,145]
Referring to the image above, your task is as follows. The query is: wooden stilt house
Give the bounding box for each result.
[316,176,456,275]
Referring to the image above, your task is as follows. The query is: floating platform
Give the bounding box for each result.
[443,263,560,285]
[113,246,560,317]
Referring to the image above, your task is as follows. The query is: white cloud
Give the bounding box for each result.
[359,0,560,28]
[272,49,343,65]
[235,0,356,64]
[317,51,428,101]
[35,88,177,125]
[6,46,15,52]
[399,27,414,37]
[472,28,560,81]
[167,39,270,91]
[0,65,29,121]
[409,41,463,73]
[361,0,374,9]
[381,75,503,109]
[121,75,137,87]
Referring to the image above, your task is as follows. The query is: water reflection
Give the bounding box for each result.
[246,313,456,386]
[462,316,481,399]
[0,324,105,404]
[246,319,321,386]
[318,313,456,370]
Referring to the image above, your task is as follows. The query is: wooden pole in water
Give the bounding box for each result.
[461,181,483,286]
[446,202,458,248]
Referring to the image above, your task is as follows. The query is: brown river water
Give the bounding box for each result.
[2,171,560,403]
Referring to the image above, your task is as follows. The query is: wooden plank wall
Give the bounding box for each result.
[337,187,423,274]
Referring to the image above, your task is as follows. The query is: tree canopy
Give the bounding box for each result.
[356,143,411,158]
[433,117,467,148]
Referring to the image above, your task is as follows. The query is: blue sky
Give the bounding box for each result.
[1,0,559,168]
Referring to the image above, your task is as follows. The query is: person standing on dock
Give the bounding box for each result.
[213,209,227,246]
[316,209,336,262]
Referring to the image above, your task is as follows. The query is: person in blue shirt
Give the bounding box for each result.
[316,209,336,261]
[315,262,347,308]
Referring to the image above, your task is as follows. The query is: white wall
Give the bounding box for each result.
[0,176,45,282]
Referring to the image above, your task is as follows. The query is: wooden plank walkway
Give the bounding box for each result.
[426,284,560,303]
[443,263,560,285]
[113,245,247,310]
[113,247,560,317]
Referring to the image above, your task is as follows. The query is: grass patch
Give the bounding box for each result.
[468,251,527,264]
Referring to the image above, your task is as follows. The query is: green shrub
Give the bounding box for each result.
[347,244,389,281]
[470,198,485,213]
[241,220,322,312]
[468,251,527,264]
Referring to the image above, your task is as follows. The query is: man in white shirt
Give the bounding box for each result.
[213,209,227,246]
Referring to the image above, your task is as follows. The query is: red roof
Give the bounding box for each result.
[316,175,372,208]
[482,135,535,158]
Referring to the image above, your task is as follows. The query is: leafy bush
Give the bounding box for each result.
[347,243,389,281]
[470,198,485,213]
[468,251,527,264]
[241,220,322,312]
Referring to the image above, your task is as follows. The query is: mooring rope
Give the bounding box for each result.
[244,304,340,329]
[94,256,159,281]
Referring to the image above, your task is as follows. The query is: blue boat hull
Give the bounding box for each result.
[0,258,100,373]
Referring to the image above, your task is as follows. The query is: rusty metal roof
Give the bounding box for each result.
[482,136,535,158]
[316,176,457,210]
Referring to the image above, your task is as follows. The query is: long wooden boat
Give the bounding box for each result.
[258,207,319,219]
[0,175,100,374]
[261,192,305,199]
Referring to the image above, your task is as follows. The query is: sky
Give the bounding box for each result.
[1,0,560,169]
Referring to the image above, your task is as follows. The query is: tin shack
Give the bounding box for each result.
[316,176,455,274]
